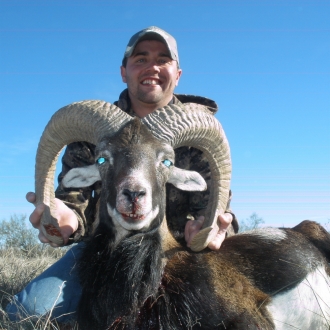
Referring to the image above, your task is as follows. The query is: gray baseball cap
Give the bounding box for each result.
[123,26,180,67]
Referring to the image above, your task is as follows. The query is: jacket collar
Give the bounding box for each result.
[114,89,218,115]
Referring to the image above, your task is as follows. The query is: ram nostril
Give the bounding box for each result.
[123,189,146,202]
[138,191,146,197]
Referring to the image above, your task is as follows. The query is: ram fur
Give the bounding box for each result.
[64,120,330,329]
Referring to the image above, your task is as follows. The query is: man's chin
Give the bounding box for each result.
[137,92,164,105]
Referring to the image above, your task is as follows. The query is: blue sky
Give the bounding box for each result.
[0,0,329,228]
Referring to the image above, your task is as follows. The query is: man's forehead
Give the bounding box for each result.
[123,26,179,67]
[132,40,171,57]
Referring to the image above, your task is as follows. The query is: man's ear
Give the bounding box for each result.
[120,66,127,83]
[175,68,182,86]
[62,164,101,188]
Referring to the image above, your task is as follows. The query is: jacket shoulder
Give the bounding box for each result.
[174,94,218,114]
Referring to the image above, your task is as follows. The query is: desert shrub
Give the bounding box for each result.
[0,246,72,329]
[0,215,73,329]
[239,212,265,232]
[0,214,39,251]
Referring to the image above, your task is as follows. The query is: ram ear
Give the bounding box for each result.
[62,164,101,188]
[167,167,207,191]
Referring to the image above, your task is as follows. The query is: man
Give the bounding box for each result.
[7,26,238,323]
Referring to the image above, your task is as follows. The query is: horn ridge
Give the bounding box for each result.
[35,100,132,244]
[142,104,232,251]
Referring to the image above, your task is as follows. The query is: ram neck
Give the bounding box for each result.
[159,217,182,259]
[77,222,165,329]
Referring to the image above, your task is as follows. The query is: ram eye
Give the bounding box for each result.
[162,159,173,168]
[97,157,106,165]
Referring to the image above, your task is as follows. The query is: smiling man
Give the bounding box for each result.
[120,37,182,117]
[7,26,238,324]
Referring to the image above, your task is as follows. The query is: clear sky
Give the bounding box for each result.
[0,0,329,229]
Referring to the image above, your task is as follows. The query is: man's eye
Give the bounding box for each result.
[97,157,106,165]
[162,159,173,168]
[158,59,168,65]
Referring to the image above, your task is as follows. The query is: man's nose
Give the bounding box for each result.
[146,60,160,72]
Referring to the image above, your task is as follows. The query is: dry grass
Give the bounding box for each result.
[1,231,329,329]
[0,246,77,330]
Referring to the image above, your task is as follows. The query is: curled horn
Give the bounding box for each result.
[142,104,231,252]
[36,100,230,250]
[35,100,133,245]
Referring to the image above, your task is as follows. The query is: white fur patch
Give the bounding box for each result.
[240,227,287,242]
[107,204,160,232]
[267,266,330,329]
[111,219,130,246]
[115,171,152,214]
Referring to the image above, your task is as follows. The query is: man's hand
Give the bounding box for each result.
[185,213,233,250]
[26,192,79,247]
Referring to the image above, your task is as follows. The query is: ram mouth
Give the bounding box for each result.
[121,213,145,221]
[109,203,159,231]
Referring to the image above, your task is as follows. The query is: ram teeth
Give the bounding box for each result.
[124,213,139,219]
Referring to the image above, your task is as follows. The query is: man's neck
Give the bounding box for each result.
[130,95,174,118]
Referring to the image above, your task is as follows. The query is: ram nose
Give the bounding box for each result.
[123,188,146,203]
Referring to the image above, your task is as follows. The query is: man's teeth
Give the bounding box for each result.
[142,79,158,85]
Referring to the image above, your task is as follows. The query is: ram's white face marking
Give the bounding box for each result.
[111,218,130,245]
[108,169,159,231]
[267,266,330,329]
[116,172,152,211]
[107,204,159,231]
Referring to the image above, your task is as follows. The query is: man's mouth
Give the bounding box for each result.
[141,79,160,85]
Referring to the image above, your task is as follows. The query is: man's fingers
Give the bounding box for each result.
[185,216,204,247]
[207,213,233,250]
[218,213,233,229]
[53,198,78,244]
[26,192,37,205]
[38,231,50,244]
[207,232,225,250]
[29,203,45,228]
[60,225,76,245]
[28,196,78,246]
[26,192,70,246]
[185,213,234,251]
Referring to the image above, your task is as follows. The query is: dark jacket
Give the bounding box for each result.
[55,90,238,243]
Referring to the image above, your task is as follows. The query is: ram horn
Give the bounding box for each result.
[35,100,133,245]
[142,103,231,252]
[36,101,231,250]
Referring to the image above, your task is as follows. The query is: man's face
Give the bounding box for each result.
[120,40,182,107]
